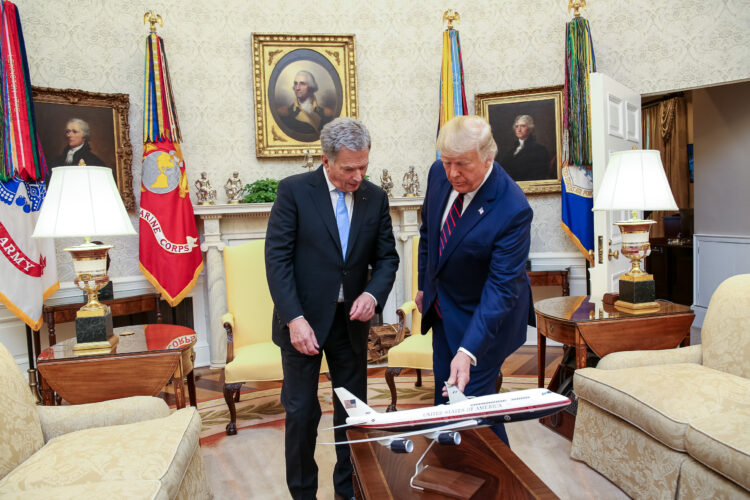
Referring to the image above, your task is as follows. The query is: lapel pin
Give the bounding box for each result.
[478,207,484,215]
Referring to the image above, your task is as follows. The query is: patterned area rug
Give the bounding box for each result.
[198,375,547,441]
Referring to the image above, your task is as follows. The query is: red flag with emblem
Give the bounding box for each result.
[0,1,58,330]
[138,31,202,306]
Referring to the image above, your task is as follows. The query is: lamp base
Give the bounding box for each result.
[75,307,113,347]
[73,335,119,355]
[616,274,659,313]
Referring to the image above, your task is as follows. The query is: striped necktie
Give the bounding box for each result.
[439,193,465,256]
[435,192,464,319]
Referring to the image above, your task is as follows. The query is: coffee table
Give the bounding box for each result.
[37,324,196,408]
[348,426,558,499]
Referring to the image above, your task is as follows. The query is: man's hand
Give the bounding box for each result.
[288,317,319,356]
[415,290,423,314]
[349,293,376,322]
[442,350,472,397]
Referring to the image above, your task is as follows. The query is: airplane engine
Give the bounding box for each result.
[387,439,414,453]
[437,431,461,445]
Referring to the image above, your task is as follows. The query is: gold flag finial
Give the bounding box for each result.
[568,0,587,17]
[143,10,163,33]
[443,9,460,30]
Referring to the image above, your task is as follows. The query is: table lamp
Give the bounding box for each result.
[592,150,678,313]
[32,166,136,350]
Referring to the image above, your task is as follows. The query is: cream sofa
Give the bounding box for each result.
[0,342,210,499]
[571,274,750,499]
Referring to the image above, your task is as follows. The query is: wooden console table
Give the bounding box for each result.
[535,296,694,439]
[37,324,196,408]
[348,427,557,499]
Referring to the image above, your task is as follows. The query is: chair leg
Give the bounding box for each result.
[186,370,197,407]
[495,372,503,393]
[415,368,422,387]
[385,367,402,412]
[224,382,243,435]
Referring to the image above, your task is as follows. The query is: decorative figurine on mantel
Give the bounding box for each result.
[301,149,316,172]
[224,171,244,204]
[195,171,216,205]
[402,166,420,197]
[380,169,393,197]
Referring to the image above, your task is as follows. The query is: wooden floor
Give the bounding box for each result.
[160,345,563,406]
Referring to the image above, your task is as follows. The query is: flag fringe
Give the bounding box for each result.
[560,221,594,265]
[139,261,203,308]
[0,279,58,331]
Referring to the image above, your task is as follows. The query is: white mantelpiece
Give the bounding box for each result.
[194,197,424,368]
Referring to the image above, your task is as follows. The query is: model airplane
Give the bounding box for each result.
[323,384,570,453]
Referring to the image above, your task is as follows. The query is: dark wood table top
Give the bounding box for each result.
[535,296,692,324]
[38,324,196,362]
[348,427,558,499]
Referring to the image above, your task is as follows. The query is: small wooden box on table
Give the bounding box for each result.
[535,296,694,439]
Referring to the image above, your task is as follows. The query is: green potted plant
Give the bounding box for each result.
[242,178,279,203]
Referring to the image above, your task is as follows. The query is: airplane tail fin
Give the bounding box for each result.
[445,382,468,404]
[333,387,375,417]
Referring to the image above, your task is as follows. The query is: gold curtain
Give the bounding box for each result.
[642,97,691,238]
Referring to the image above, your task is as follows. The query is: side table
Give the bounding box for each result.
[535,296,694,439]
[37,324,197,408]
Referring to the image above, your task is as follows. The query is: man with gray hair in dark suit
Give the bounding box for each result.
[266,117,399,500]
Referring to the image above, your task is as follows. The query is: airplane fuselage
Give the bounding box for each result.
[346,388,570,432]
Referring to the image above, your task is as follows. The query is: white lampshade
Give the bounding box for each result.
[592,150,678,212]
[32,166,136,238]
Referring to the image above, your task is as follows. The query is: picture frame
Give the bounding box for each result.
[252,33,358,158]
[32,86,135,210]
[476,86,563,194]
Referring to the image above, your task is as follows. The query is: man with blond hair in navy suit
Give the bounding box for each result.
[416,115,534,446]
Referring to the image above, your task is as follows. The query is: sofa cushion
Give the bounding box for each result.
[0,343,44,480]
[686,409,750,491]
[0,407,200,498]
[574,363,750,451]
[0,480,166,500]
[700,273,750,379]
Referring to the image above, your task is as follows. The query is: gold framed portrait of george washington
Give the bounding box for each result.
[252,33,358,158]
[32,86,135,210]
[476,86,563,195]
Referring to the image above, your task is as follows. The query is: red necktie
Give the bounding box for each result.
[435,193,464,318]
[439,193,465,256]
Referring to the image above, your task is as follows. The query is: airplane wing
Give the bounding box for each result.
[320,419,480,446]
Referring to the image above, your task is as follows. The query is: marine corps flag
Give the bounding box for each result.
[139,30,202,306]
[0,0,58,329]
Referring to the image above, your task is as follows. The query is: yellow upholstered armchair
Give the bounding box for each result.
[0,341,209,498]
[384,236,433,411]
[222,239,327,435]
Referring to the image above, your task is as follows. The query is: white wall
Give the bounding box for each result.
[691,81,750,332]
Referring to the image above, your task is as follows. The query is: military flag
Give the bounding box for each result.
[0,0,58,329]
[438,10,468,139]
[139,29,202,306]
[560,11,596,264]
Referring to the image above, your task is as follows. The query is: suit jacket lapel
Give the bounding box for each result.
[437,167,500,273]
[348,183,368,261]
[308,166,342,256]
